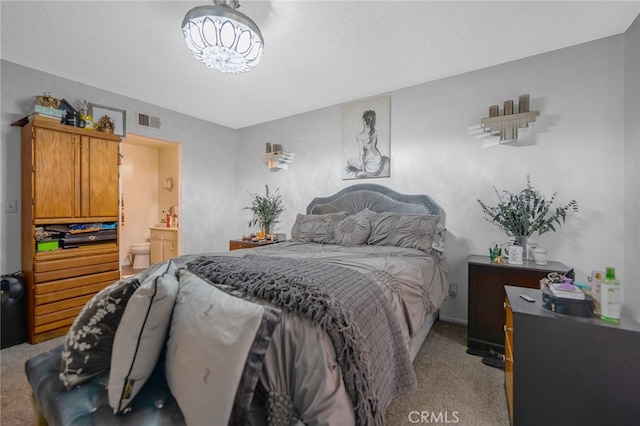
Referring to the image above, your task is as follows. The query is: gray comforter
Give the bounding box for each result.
[183,241,449,425]
[187,254,416,425]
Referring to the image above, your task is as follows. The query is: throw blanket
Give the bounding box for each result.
[187,254,417,425]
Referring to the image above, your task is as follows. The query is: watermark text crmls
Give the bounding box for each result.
[408,410,460,424]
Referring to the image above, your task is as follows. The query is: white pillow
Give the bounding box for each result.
[108,261,179,414]
[165,269,279,425]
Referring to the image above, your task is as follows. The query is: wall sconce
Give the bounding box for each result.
[481,94,539,143]
[262,143,295,171]
[163,177,174,191]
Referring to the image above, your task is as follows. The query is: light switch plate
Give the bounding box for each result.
[5,199,17,213]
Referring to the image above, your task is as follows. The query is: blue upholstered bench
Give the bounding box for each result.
[25,344,185,425]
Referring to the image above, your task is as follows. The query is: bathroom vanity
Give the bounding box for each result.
[149,227,179,264]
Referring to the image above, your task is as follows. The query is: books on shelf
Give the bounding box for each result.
[549,283,586,300]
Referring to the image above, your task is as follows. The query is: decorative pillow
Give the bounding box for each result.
[368,213,439,252]
[290,212,348,244]
[334,211,371,246]
[362,208,381,227]
[165,269,281,425]
[59,275,141,389]
[108,261,179,414]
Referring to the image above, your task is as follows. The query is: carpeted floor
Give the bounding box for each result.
[1,320,509,425]
[385,321,509,425]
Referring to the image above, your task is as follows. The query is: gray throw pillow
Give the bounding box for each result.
[334,211,371,246]
[368,213,438,252]
[290,212,348,244]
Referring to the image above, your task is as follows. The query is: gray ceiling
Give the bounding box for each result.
[2,1,638,129]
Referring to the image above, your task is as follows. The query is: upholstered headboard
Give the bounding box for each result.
[306,183,446,252]
[307,183,443,216]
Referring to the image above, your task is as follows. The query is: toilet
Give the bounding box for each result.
[129,243,151,269]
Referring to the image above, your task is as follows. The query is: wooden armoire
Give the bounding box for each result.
[21,115,121,343]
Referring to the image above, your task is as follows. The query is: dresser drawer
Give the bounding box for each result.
[34,316,76,336]
[34,252,118,273]
[32,268,118,341]
[34,260,119,283]
[504,298,514,425]
[34,270,119,300]
[35,293,94,316]
[34,305,83,328]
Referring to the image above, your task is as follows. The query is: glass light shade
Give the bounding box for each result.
[182,3,264,73]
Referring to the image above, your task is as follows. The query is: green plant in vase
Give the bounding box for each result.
[243,185,284,239]
[477,175,578,259]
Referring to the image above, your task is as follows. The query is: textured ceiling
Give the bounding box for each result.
[1,1,638,129]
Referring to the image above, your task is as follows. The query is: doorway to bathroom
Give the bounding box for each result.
[119,133,181,277]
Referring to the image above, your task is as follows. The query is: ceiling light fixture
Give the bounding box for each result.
[181,0,264,73]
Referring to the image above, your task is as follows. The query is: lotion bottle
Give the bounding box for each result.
[600,267,621,323]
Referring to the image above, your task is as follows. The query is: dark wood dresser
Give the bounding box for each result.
[467,254,568,353]
[504,285,640,426]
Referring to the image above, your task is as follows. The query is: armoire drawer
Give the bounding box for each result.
[34,270,120,304]
[34,251,118,272]
[34,261,119,283]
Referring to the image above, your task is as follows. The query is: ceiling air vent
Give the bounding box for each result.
[137,112,161,129]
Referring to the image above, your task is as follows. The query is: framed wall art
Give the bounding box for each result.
[341,95,390,179]
[89,103,127,137]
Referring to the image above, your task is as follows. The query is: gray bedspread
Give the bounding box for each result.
[187,254,416,426]
[172,242,448,425]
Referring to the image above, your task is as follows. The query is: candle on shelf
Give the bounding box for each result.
[489,105,499,117]
[518,94,530,113]
[503,100,514,115]
[266,142,272,153]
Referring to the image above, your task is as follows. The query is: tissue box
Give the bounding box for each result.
[542,286,593,317]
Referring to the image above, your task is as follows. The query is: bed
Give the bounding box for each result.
[25,183,449,426]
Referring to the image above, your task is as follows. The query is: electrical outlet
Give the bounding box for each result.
[448,282,457,297]
[5,200,17,213]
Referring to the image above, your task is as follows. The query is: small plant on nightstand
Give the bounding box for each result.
[477,175,578,258]
[243,185,284,237]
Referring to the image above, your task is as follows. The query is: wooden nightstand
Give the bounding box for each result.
[467,254,568,354]
[229,239,281,251]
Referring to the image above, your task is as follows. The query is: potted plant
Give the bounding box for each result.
[243,185,284,238]
[477,175,578,257]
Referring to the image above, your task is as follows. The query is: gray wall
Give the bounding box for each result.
[236,34,637,324]
[623,14,640,323]
[0,60,238,273]
[2,26,638,325]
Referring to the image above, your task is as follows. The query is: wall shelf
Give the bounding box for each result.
[481,94,539,143]
[262,143,294,171]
